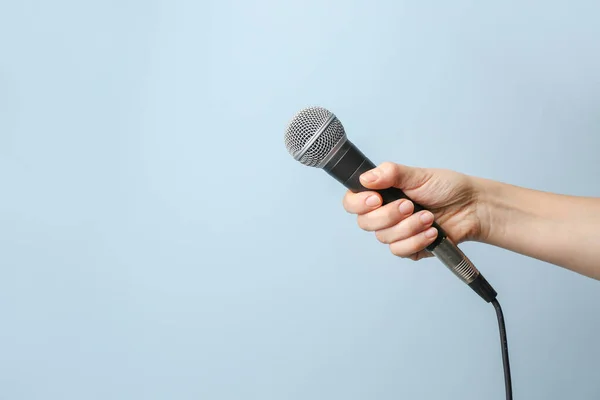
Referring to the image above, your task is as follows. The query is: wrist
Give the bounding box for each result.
[471,176,506,246]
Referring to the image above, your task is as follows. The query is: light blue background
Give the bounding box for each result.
[1,0,599,399]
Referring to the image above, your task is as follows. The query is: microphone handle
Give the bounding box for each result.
[324,139,498,303]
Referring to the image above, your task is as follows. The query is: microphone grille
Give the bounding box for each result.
[284,106,347,167]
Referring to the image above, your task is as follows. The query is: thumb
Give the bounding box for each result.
[359,162,429,190]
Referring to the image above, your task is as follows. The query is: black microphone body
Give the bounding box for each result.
[324,138,497,303]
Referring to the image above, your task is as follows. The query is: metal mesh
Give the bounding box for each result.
[284,106,346,167]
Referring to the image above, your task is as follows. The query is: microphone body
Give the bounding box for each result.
[324,138,497,303]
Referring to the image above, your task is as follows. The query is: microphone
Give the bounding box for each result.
[283,106,498,303]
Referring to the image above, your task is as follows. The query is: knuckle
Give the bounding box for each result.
[343,192,363,214]
[356,215,371,231]
[375,230,388,244]
[378,161,396,176]
[342,195,351,212]
[410,212,427,230]
[379,161,395,170]
[389,243,408,257]
[378,201,403,225]
[387,202,402,218]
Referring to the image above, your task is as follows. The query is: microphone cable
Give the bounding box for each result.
[491,298,513,400]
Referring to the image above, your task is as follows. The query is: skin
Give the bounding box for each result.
[342,162,600,280]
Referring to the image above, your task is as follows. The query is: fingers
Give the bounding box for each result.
[374,210,435,244]
[374,209,438,260]
[388,226,438,258]
[359,161,427,190]
[356,198,414,231]
[407,249,434,262]
[342,188,416,232]
[342,190,382,214]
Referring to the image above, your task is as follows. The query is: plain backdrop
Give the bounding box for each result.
[1,0,599,399]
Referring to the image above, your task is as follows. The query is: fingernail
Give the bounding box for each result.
[399,200,412,214]
[361,170,379,183]
[424,227,437,238]
[420,212,434,224]
[365,195,381,207]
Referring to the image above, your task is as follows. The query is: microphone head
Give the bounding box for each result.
[284,106,347,168]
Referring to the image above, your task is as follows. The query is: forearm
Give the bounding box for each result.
[474,177,600,280]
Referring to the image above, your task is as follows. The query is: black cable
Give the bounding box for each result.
[491,298,513,400]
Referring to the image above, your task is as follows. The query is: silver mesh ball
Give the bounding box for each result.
[284,106,347,167]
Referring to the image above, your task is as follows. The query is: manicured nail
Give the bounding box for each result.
[420,212,434,224]
[424,227,437,238]
[361,170,379,183]
[399,200,412,214]
[365,195,381,207]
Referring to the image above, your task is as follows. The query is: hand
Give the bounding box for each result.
[342,162,485,261]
